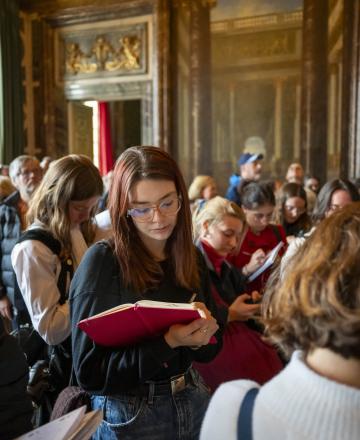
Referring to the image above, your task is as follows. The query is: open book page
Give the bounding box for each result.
[14,406,87,440]
[84,299,202,320]
[85,303,133,319]
[247,241,284,282]
[136,300,206,318]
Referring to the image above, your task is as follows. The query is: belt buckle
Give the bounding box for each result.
[170,375,186,394]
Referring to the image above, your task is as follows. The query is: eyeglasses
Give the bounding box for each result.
[127,196,182,222]
[284,204,306,215]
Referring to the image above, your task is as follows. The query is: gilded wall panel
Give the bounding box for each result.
[55,17,149,86]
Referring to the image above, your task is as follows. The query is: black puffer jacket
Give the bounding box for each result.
[0,319,33,439]
[0,191,29,320]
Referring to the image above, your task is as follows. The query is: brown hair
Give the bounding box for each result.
[108,146,199,293]
[27,154,103,255]
[273,182,312,231]
[263,202,360,359]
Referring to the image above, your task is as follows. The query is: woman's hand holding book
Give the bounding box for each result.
[164,302,218,349]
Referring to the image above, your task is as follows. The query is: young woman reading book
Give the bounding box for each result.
[69,146,222,440]
[192,197,283,390]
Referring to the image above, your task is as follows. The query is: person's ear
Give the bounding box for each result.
[202,220,210,237]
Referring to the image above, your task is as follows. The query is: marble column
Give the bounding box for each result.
[274,78,283,160]
[293,81,301,161]
[340,0,360,178]
[300,0,328,183]
[189,0,212,176]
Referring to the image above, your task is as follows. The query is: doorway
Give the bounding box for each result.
[68,99,142,167]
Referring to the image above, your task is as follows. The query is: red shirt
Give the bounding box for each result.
[228,224,287,293]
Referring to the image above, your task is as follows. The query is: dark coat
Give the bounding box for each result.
[0,319,33,439]
[0,191,30,324]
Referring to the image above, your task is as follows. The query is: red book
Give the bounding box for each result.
[78,300,216,347]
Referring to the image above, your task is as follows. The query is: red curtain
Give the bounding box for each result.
[98,102,114,176]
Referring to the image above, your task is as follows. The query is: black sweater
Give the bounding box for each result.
[69,241,223,396]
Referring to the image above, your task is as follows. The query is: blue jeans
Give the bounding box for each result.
[91,369,210,440]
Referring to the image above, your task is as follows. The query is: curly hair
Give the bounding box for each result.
[263,202,360,359]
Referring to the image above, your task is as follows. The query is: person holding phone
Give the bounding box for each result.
[192,196,283,391]
[69,146,222,440]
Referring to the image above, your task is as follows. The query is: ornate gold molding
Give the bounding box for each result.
[172,0,216,9]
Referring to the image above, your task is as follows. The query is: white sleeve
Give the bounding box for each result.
[200,380,258,440]
[11,240,71,345]
[280,236,306,277]
[94,210,113,241]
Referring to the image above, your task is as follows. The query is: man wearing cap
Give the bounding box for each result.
[225,152,263,205]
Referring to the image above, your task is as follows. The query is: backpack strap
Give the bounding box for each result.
[237,387,259,440]
[270,224,282,243]
[17,229,73,304]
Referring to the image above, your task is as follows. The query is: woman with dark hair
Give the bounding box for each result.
[312,178,359,223]
[70,146,222,440]
[228,181,287,293]
[201,203,360,440]
[274,182,312,239]
[282,178,359,270]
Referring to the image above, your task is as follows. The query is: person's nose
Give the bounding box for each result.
[151,206,164,223]
[228,235,237,248]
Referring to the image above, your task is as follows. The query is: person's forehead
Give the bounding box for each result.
[20,159,40,170]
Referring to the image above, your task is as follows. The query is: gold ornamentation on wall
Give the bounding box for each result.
[172,0,217,9]
[66,42,97,74]
[105,36,141,71]
[65,34,141,75]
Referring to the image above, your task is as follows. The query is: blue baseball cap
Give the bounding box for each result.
[238,153,263,166]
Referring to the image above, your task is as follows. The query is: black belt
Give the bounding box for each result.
[138,369,193,396]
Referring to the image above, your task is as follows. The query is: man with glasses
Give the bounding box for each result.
[0,155,42,327]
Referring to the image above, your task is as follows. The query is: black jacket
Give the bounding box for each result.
[198,242,248,325]
[0,191,27,317]
[0,319,33,439]
[69,241,223,396]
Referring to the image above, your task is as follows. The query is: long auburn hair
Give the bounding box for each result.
[108,146,200,293]
[27,154,103,256]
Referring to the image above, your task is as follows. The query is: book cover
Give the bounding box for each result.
[78,300,213,347]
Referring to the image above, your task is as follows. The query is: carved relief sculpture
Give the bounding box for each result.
[66,42,97,74]
[64,34,142,76]
[105,36,141,71]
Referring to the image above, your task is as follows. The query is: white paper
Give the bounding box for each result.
[14,406,86,440]
[247,241,284,282]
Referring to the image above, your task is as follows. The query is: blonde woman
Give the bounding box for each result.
[188,175,218,212]
[201,203,360,440]
[193,196,282,391]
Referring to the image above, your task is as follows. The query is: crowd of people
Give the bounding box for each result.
[0,148,359,440]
